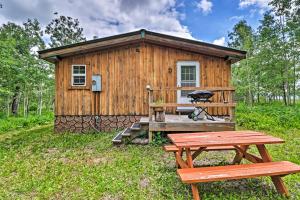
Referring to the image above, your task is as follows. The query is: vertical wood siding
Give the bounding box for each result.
[55,42,231,116]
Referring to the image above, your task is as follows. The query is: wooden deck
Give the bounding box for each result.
[140,114,235,132]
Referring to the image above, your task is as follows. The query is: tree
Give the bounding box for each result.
[0,20,54,116]
[229,2,300,106]
[228,20,256,104]
[0,22,29,115]
[0,37,18,116]
[45,15,86,47]
[257,12,285,103]
[0,16,86,117]
[268,0,297,105]
[24,18,45,50]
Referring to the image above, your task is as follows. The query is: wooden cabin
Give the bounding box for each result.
[38,29,246,141]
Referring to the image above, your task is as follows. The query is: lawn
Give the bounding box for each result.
[0,104,300,199]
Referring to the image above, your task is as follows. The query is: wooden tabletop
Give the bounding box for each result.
[168,131,284,148]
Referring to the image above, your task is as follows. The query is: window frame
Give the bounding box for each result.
[176,61,200,102]
[71,64,86,86]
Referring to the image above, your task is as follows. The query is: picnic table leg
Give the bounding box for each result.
[186,147,201,200]
[175,147,184,168]
[192,147,207,160]
[186,148,193,168]
[175,147,188,169]
[232,145,249,164]
[191,184,200,200]
[256,144,289,196]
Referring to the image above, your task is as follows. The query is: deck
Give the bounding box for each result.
[113,86,237,144]
[140,114,235,132]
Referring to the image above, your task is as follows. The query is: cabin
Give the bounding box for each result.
[38,29,246,143]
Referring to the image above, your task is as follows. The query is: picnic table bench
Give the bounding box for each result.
[165,131,300,200]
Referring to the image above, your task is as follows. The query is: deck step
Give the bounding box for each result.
[177,161,300,184]
[139,117,149,125]
[121,127,131,137]
[112,129,125,144]
[130,122,141,131]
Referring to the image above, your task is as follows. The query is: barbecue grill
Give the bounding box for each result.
[187,90,215,121]
[187,90,214,103]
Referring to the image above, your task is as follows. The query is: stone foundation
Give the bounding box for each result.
[54,115,142,133]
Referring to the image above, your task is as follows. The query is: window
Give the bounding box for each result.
[180,65,197,97]
[72,65,86,86]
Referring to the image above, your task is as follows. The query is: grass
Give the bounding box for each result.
[0,104,300,199]
[0,112,53,133]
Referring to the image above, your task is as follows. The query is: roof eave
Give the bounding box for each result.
[39,29,247,63]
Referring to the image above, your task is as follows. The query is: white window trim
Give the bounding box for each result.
[72,64,86,86]
[176,61,200,105]
[176,61,200,88]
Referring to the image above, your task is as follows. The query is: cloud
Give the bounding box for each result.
[239,0,271,9]
[229,15,244,21]
[197,0,213,15]
[239,0,271,17]
[212,37,225,46]
[0,0,193,40]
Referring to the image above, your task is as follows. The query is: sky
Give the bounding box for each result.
[0,0,272,46]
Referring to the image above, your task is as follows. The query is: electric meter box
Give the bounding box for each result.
[92,75,101,92]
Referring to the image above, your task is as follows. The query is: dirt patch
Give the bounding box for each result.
[46,148,60,154]
[86,156,113,165]
[101,194,123,200]
[89,157,105,164]
[83,147,95,154]
[58,157,78,164]
[139,177,150,188]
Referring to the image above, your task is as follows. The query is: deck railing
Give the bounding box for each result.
[146,85,236,122]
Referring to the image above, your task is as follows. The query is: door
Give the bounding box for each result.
[177,61,200,110]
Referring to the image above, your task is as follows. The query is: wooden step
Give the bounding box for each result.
[139,117,149,125]
[112,129,124,144]
[130,122,141,131]
[177,161,300,184]
[121,127,131,137]
[163,145,236,152]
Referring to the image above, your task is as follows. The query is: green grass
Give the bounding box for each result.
[0,104,299,199]
[0,112,53,133]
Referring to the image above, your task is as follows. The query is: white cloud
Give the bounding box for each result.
[0,0,194,40]
[212,37,225,46]
[239,0,271,17]
[229,15,244,21]
[197,0,213,15]
[239,0,271,9]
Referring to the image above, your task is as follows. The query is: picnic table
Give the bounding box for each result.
[166,131,300,200]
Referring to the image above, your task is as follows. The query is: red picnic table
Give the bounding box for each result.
[166,131,300,200]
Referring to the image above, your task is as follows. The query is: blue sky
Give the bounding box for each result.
[178,0,264,42]
[0,0,271,46]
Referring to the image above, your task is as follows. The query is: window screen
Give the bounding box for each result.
[72,65,86,86]
[181,65,196,97]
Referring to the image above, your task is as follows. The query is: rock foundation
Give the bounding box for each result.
[54,115,142,133]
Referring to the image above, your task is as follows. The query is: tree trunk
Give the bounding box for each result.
[37,84,43,115]
[6,98,10,117]
[11,86,20,116]
[293,49,296,105]
[282,81,287,106]
[23,94,29,117]
[257,82,260,104]
[52,98,55,111]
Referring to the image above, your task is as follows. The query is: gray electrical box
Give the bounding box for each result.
[92,75,101,92]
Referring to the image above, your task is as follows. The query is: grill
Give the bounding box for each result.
[187,90,215,121]
[187,90,214,103]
